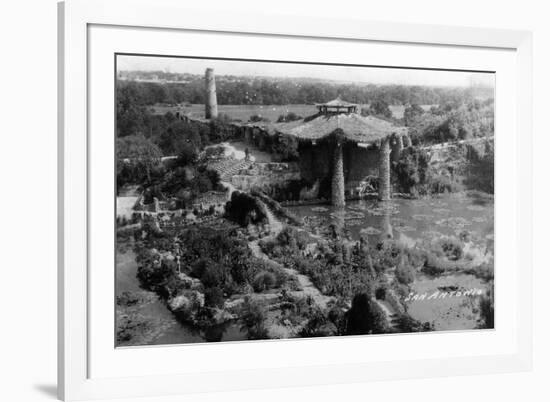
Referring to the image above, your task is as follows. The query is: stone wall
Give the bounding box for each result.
[230,162,301,193]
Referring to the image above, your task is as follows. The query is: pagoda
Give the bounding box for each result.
[275,98,410,206]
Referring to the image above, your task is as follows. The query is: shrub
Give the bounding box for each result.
[252,271,277,292]
[276,112,302,123]
[395,263,415,285]
[300,309,337,338]
[224,191,266,226]
[249,114,270,123]
[395,314,433,333]
[422,253,446,276]
[204,286,225,308]
[116,291,140,306]
[203,145,226,160]
[258,238,277,255]
[191,258,226,288]
[368,99,393,119]
[427,174,463,194]
[376,240,407,270]
[375,286,387,300]
[436,237,463,261]
[403,104,425,126]
[240,299,269,340]
[136,257,178,298]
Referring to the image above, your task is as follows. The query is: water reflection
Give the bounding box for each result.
[380,202,393,241]
[292,193,494,246]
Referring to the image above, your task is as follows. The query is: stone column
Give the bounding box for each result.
[378,138,391,201]
[391,135,404,163]
[204,68,218,119]
[331,142,346,207]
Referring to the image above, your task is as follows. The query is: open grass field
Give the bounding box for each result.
[150,103,434,122]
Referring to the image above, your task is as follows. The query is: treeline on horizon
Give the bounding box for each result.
[117,72,494,107]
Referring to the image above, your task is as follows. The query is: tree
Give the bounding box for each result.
[345,293,387,335]
[403,104,425,126]
[368,99,393,119]
[116,135,162,185]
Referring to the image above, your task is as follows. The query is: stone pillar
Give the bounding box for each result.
[204,68,218,119]
[378,138,391,201]
[331,142,346,207]
[391,135,404,163]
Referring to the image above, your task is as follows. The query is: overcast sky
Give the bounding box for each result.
[117,55,494,88]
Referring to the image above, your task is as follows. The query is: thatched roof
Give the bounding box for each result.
[274,113,407,144]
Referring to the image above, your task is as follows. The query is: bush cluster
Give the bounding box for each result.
[224,191,267,226]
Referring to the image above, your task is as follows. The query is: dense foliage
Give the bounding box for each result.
[345,293,388,335]
[464,141,494,193]
[118,74,493,106]
[224,191,268,226]
[407,100,494,145]
[392,138,494,195]
[134,224,291,318]
[116,135,162,190]
[259,226,433,335]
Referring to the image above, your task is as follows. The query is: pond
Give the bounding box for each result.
[116,245,247,347]
[288,192,493,246]
[289,192,494,330]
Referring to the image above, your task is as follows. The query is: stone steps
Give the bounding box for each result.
[211,159,253,181]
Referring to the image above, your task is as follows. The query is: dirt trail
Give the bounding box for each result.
[262,204,283,234]
[374,299,398,330]
[249,240,333,310]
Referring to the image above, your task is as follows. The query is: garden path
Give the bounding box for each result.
[249,238,333,310]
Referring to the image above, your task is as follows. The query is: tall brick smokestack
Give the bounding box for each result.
[378,138,391,201]
[205,68,218,119]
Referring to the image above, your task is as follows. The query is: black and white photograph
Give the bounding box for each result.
[115,55,495,346]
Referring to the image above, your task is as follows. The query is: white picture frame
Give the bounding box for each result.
[58,0,533,400]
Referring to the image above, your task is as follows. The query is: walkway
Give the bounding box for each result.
[249,240,333,310]
[249,203,332,309]
[374,298,399,331]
